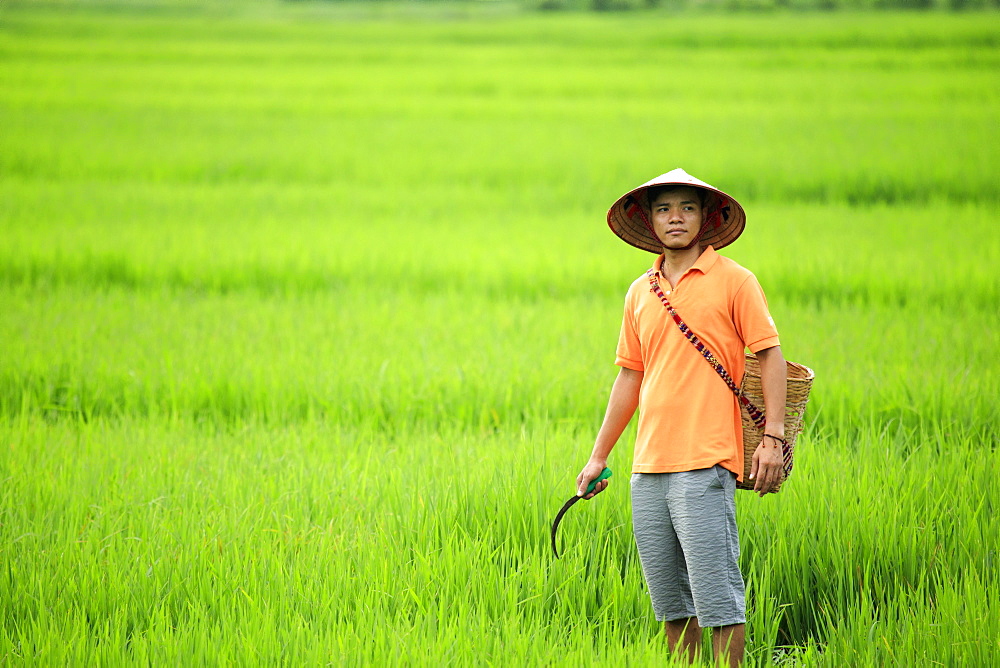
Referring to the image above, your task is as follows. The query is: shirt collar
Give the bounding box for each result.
[653,245,719,276]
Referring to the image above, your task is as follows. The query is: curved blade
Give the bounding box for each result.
[550,495,581,559]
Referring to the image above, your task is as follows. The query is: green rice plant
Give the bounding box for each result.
[1,414,996,664]
[0,3,997,665]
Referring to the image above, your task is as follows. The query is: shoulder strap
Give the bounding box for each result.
[646,269,766,428]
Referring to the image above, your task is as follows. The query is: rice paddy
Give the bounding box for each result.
[1,2,998,665]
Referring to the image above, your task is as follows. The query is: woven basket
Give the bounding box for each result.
[736,353,814,493]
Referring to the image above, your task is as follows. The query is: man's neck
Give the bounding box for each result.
[659,245,704,287]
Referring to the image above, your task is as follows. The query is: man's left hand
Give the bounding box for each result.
[749,438,784,497]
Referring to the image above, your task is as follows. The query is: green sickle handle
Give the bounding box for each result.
[584,467,613,495]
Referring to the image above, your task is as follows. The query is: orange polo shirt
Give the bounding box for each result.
[615,247,780,480]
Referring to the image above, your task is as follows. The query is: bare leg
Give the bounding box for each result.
[665,617,702,664]
[712,623,745,668]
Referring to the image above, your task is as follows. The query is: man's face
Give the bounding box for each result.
[650,187,705,250]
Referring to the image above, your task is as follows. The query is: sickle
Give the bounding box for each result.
[550,467,613,559]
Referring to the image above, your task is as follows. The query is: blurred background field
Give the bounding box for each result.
[1,2,998,665]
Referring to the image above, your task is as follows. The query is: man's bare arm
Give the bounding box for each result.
[576,366,643,498]
[750,345,786,496]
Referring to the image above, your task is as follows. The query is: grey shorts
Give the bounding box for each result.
[630,467,746,627]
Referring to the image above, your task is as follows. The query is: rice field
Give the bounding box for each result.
[1,2,998,665]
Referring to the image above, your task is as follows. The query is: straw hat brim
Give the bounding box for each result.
[607,170,747,253]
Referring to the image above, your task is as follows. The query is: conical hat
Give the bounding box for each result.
[606,168,747,253]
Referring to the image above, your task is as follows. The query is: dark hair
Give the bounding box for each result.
[645,185,712,211]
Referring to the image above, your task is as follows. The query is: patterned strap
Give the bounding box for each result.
[646,269,766,429]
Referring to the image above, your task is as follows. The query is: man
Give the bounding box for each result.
[575,169,787,667]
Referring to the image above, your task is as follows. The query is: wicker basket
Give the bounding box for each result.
[736,353,814,493]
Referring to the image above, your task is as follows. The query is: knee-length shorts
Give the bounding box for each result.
[630,467,746,628]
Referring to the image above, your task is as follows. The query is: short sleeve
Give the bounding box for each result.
[615,288,644,370]
[733,275,780,353]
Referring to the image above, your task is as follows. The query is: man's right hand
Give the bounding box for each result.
[576,460,610,500]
